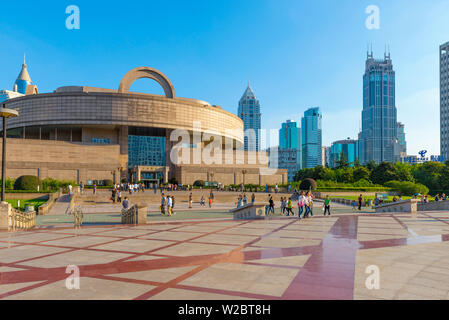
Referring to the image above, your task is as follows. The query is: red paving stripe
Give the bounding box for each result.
[2,212,449,299]
[131,219,300,299]
[0,278,65,299]
[281,215,359,300]
[173,284,281,300]
[420,212,449,225]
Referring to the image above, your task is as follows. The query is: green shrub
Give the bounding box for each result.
[385,180,429,196]
[14,175,42,191]
[42,178,60,191]
[300,178,317,191]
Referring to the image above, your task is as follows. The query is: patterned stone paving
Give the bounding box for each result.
[1,207,449,300]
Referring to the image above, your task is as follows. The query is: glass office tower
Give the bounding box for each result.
[301,107,322,168]
[360,50,397,164]
[278,120,301,181]
[441,42,449,161]
[329,139,359,168]
[238,84,261,151]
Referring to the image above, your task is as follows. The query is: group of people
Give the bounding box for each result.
[190,191,215,208]
[160,194,176,216]
[261,191,329,218]
[236,193,256,208]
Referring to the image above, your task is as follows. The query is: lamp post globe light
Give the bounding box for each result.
[1,104,19,202]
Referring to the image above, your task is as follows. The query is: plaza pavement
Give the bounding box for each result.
[1,203,449,300]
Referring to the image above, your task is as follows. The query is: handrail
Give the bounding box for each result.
[121,204,138,224]
[9,207,36,231]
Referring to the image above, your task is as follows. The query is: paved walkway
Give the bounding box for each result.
[47,195,71,215]
[1,207,449,300]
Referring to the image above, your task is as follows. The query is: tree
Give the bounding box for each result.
[340,167,354,183]
[394,162,414,182]
[352,158,362,167]
[313,165,326,180]
[366,160,378,171]
[336,151,349,169]
[353,166,370,182]
[370,162,399,185]
[412,162,445,191]
[437,166,449,191]
[321,167,336,181]
[294,168,314,181]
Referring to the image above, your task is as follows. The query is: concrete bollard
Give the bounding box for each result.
[137,205,148,225]
[0,202,11,230]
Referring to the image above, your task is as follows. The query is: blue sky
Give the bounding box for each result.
[0,0,447,155]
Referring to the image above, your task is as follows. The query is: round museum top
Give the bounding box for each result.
[3,66,244,143]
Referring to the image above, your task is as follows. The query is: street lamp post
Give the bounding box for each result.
[1,104,19,202]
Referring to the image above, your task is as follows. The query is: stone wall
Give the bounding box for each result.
[418,201,449,211]
[375,199,419,213]
[0,138,121,183]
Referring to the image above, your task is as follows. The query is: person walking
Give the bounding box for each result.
[160,194,166,215]
[323,195,331,216]
[171,196,176,214]
[242,194,247,206]
[208,196,213,208]
[358,194,363,211]
[251,193,256,204]
[237,195,242,208]
[307,191,314,217]
[80,181,84,195]
[200,196,205,207]
[117,190,122,203]
[303,192,310,218]
[209,190,214,205]
[189,193,193,208]
[111,187,117,203]
[93,183,97,195]
[297,191,305,219]
[167,195,173,216]
[286,197,294,216]
[269,195,275,214]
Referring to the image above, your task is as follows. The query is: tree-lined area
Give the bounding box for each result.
[294,159,449,196]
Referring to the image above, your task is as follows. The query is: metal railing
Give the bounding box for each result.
[121,204,138,224]
[9,207,36,231]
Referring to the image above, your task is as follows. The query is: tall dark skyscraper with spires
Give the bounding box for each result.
[238,83,261,151]
[360,49,398,164]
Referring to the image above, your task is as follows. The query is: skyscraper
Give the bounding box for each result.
[301,107,322,168]
[278,120,301,181]
[238,84,261,151]
[441,42,449,161]
[329,138,359,168]
[360,50,397,164]
[396,122,407,154]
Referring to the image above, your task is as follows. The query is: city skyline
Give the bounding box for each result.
[0,1,447,155]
